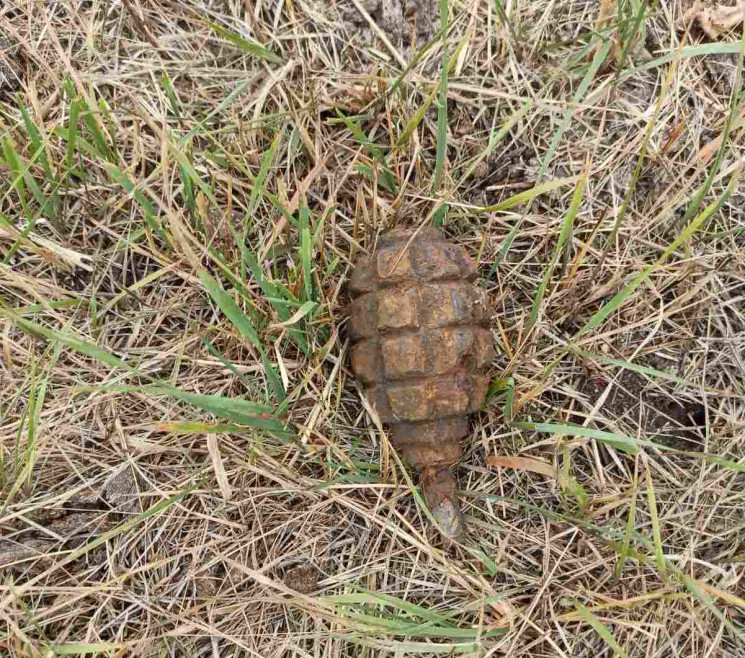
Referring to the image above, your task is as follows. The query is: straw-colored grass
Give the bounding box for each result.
[2,0,745,655]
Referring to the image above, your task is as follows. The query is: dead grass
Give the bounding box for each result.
[1,0,745,655]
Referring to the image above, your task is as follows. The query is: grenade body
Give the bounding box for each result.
[348,228,493,537]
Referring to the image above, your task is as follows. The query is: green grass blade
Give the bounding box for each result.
[2,138,29,218]
[386,23,450,98]
[103,162,169,243]
[80,103,114,163]
[610,0,648,91]
[153,387,286,431]
[205,20,281,62]
[198,270,285,402]
[503,376,515,422]
[335,111,398,193]
[178,78,254,146]
[455,100,532,188]
[431,0,449,228]
[396,84,439,148]
[578,168,740,338]
[19,100,53,182]
[682,576,745,643]
[335,610,502,639]
[179,161,197,217]
[355,163,398,193]
[343,637,484,655]
[574,601,629,658]
[167,137,216,205]
[475,176,580,213]
[569,347,701,389]
[527,171,585,329]
[238,126,285,275]
[3,311,290,437]
[496,36,613,264]
[65,98,81,176]
[43,643,121,656]
[634,42,745,75]
[157,420,288,435]
[74,384,288,434]
[323,592,452,626]
[654,449,745,473]
[298,196,314,303]
[0,138,58,225]
[682,31,745,224]
[6,314,138,373]
[515,421,639,454]
[98,97,117,148]
[205,247,263,314]
[160,72,181,115]
[616,459,638,579]
[2,381,36,511]
[243,251,309,355]
[1,299,82,317]
[645,460,666,579]
[517,420,745,472]
[247,126,284,218]
[24,350,55,490]
[22,164,57,222]
[605,25,676,254]
[395,39,466,149]
[300,231,313,304]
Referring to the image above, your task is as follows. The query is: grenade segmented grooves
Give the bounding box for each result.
[348,227,494,538]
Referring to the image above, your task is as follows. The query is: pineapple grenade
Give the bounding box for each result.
[348,228,494,539]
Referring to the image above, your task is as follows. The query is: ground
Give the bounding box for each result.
[1,0,745,656]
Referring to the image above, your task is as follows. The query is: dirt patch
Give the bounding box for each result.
[282,562,320,593]
[337,0,438,59]
[574,368,707,450]
[0,37,22,99]
[0,464,140,574]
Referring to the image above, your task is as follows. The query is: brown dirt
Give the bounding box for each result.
[0,36,22,99]
[336,0,439,60]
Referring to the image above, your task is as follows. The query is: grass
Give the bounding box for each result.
[2,0,745,655]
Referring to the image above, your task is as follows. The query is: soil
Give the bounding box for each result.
[0,464,139,573]
[282,563,320,593]
[337,0,439,58]
[0,37,22,99]
[574,368,707,450]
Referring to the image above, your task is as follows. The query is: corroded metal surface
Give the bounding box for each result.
[349,227,493,538]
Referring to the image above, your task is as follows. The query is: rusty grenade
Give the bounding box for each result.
[348,227,494,538]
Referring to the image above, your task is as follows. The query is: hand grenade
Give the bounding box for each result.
[348,227,493,538]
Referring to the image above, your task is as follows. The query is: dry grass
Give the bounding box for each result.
[2,0,745,655]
